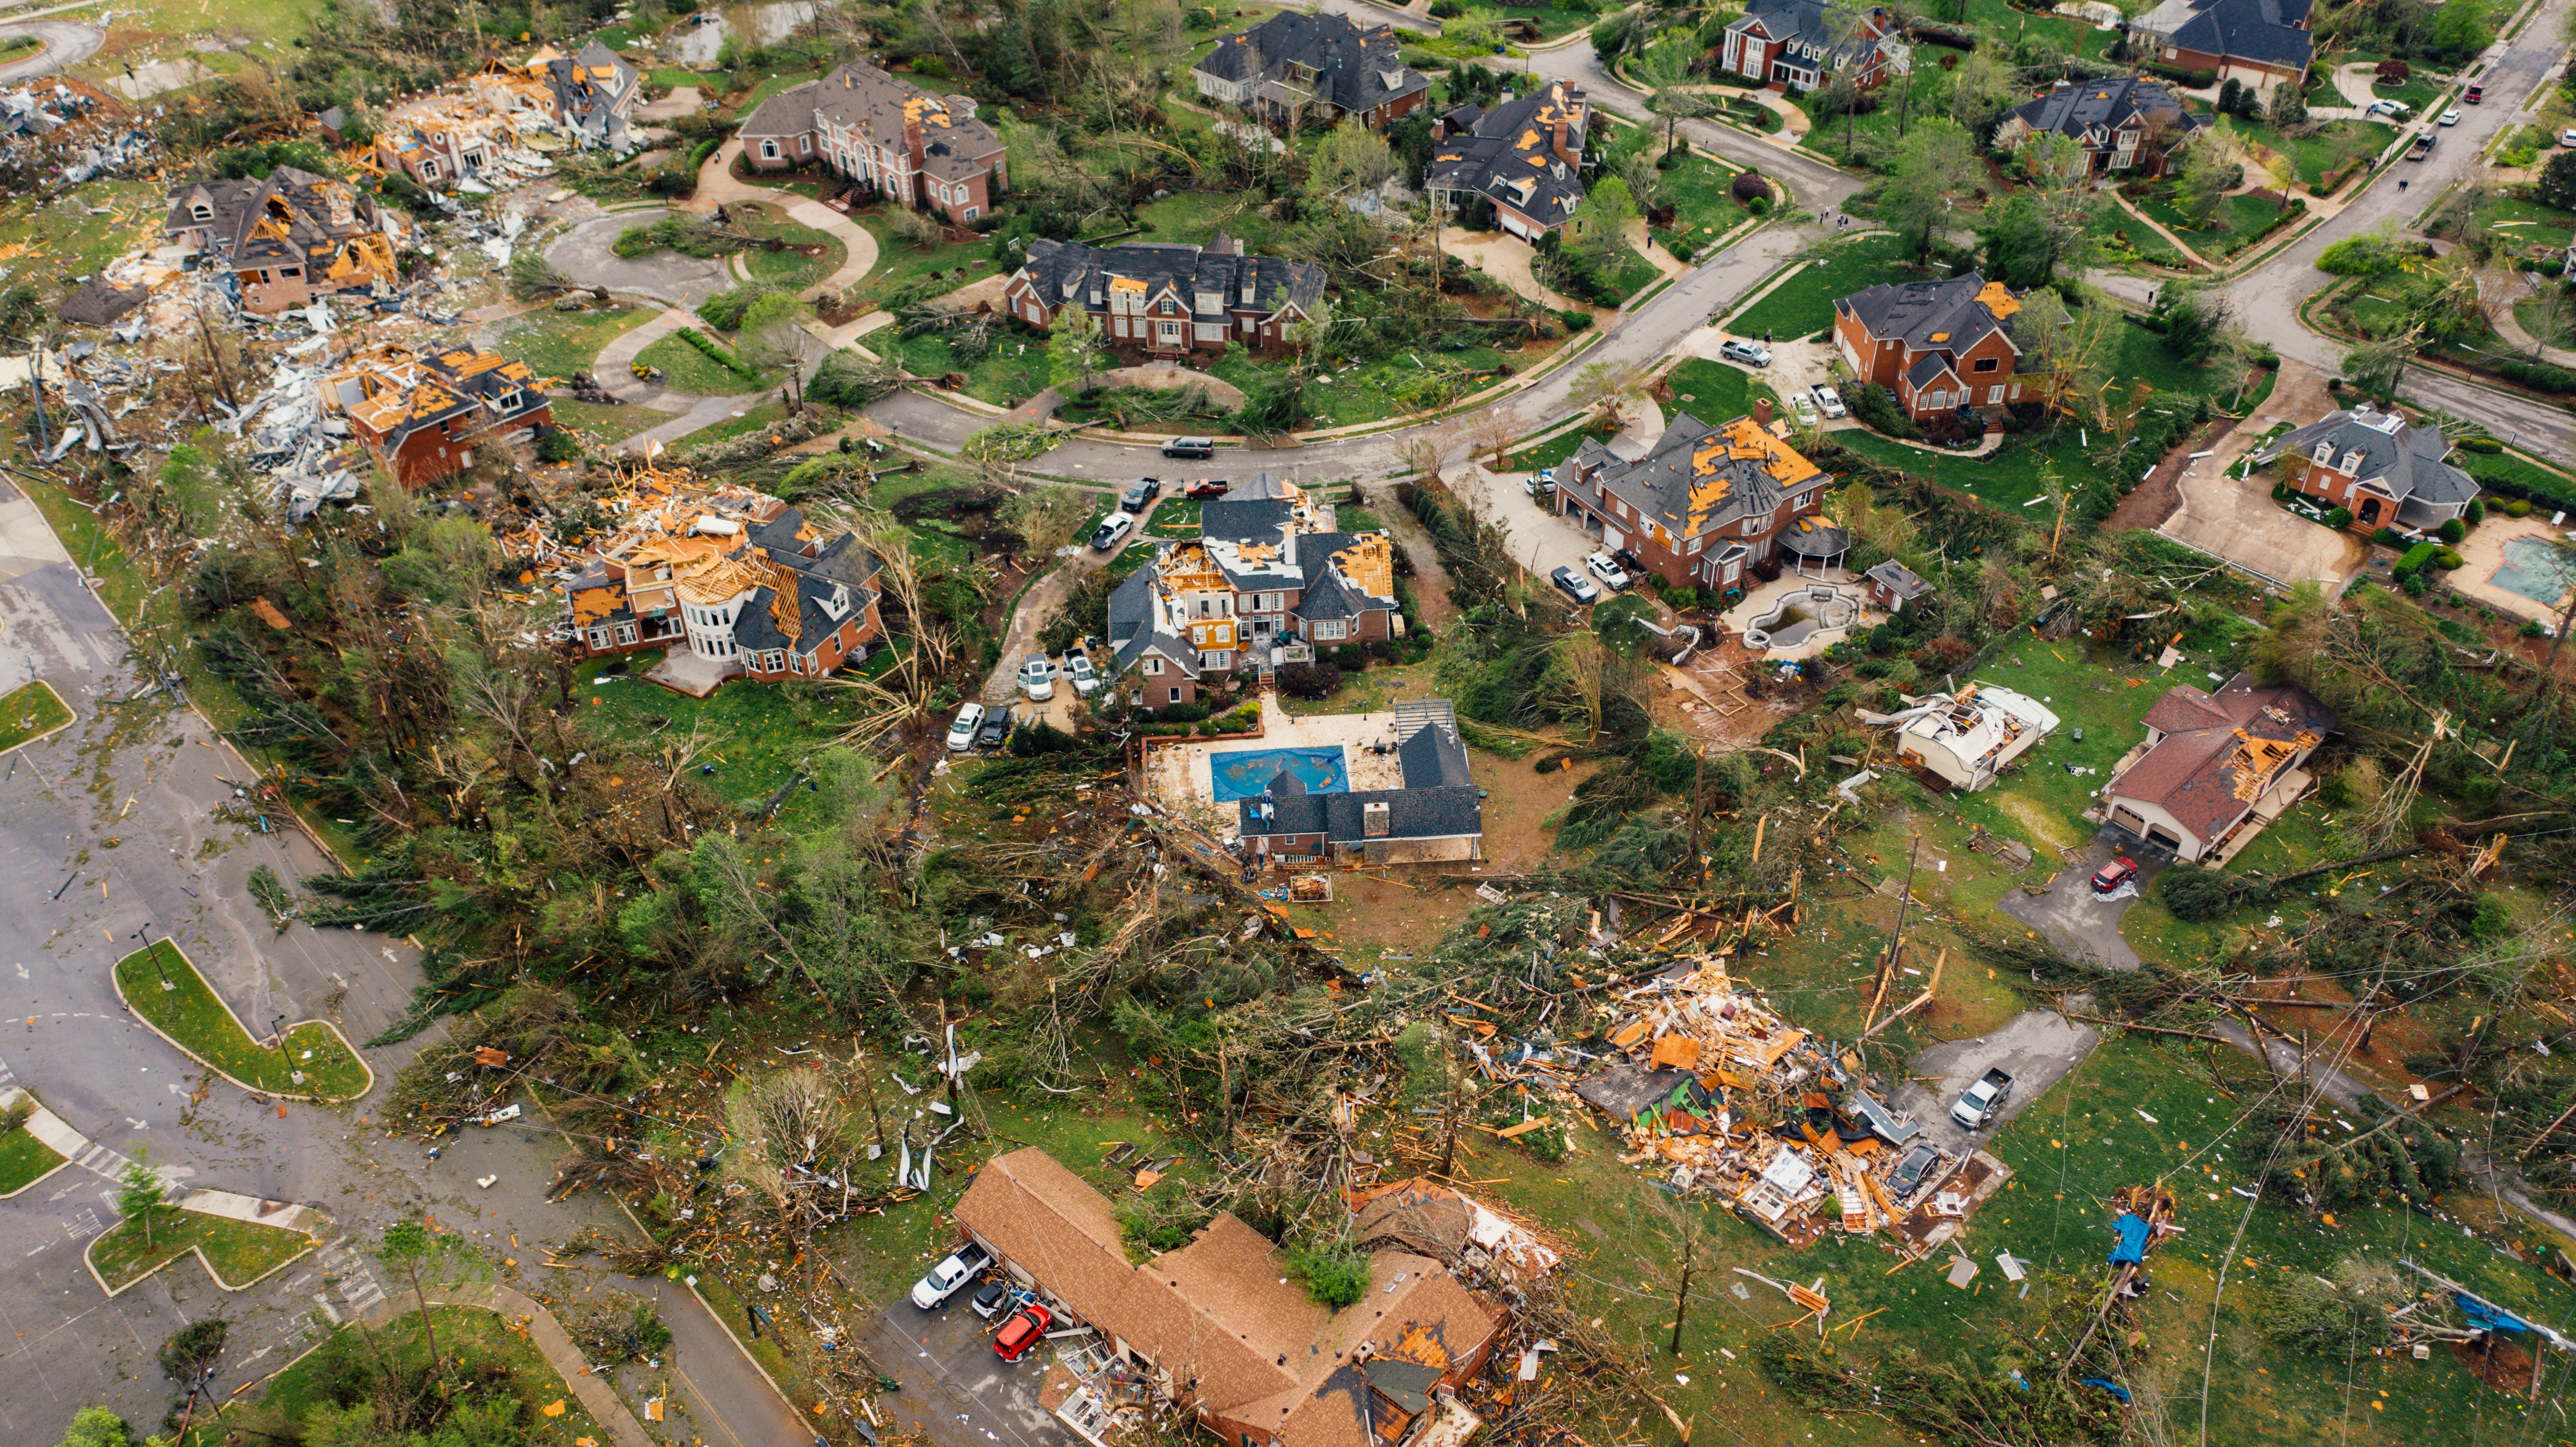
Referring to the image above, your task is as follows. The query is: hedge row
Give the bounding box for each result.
[678,327,756,377]
[2494,357,2576,394]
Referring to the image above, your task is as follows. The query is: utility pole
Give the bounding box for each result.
[1436,1052,1464,1180]
[1863,835,1923,1033]
[1685,745,1706,892]
[25,345,46,456]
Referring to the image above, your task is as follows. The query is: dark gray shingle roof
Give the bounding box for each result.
[1192,12,1428,117]
[2255,408,2478,509]
[2004,77,2204,148]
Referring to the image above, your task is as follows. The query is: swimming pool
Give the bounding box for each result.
[2489,535,2575,608]
[1210,746,1349,802]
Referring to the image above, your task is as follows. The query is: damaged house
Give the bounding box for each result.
[2096,671,2335,865]
[1551,410,1830,590]
[471,42,642,147]
[1863,684,2060,792]
[160,167,401,317]
[322,343,555,488]
[736,61,1007,227]
[1001,234,1326,358]
[2249,403,2481,536]
[1423,82,1591,240]
[955,1148,1499,1447]
[1190,11,1432,130]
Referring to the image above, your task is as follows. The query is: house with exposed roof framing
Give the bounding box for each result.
[1423,81,1592,240]
[1993,77,2203,175]
[2132,0,2314,90]
[559,484,883,696]
[2097,672,2335,864]
[955,1148,1499,1447]
[1551,411,1831,591]
[1238,700,1485,864]
[1191,12,1430,130]
[1861,685,2060,792]
[1833,272,2035,424]
[1717,0,1895,92]
[471,41,642,148]
[320,343,555,488]
[160,167,401,317]
[1000,233,1326,357]
[735,61,1007,227]
[2246,404,2480,535]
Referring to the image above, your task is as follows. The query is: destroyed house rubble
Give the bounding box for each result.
[321,342,557,489]
[162,166,404,317]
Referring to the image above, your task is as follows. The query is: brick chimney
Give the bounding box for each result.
[1362,800,1391,838]
[1552,113,1576,168]
[1755,397,1773,426]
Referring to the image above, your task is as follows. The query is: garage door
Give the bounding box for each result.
[1501,214,1532,241]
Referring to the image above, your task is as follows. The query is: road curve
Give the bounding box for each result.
[0,20,102,83]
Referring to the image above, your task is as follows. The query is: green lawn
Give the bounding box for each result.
[0,680,72,752]
[888,330,1054,408]
[735,201,848,290]
[2215,114,2398,189]
[1662,356,1762,421]
[494,304,655,384]
[547,397,661,446]
[2465,190,2576,259]
[675,401,794,454]
[1726,232,1914,341]
[114,941,372,1100]
[2089,204,2192,269]
[0,1122,66,1195]
[2136,189,2295,261]
[1206,344,1520,431]
[571,655,861,812]
[1503,426,1615,472]
[90,1206,316,1292]
[248,1305,609,1447]
[1602,124,1754,250]
[636,330,776,396]
[1134,189,1285,254]
[846,209,1000,309]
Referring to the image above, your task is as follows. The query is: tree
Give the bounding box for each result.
[1643,1191,1719,1356]
[1570,176,1641,274]
[1945,49,2018,128]
[116,1148,170,1251]
[2265,80,2307,128]
[2015,287,2122,424]
[999,484,1094,559]
[1590,6,1641,64]
[2342,329,2419,401]
[2158,282,2233,362]
[1468,403,1522,468]
[2175,136,2239,228]
[376,1219,457,1382]
[2538,149,2576,211]
[2429,0,2494,59]
[2218,77,2245,116]
[1045,305,1109,393]
[739,290,821,413]
[1391,108,1436,187]
[1569,358,1646,430]
[160,1318,229,1438]
[2021,132,2107,278]
[1879,120,1981,258]
[1634,36,1719,156]
[55,1408,132,1447]
[1446,7,1505,51]
[1311,118,1397,195]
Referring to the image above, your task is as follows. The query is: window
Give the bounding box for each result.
[799,136,811,155]
[1972,357,1998,373]
[762,650,784,672]
[1314,619,1347,640]
[964,206,978,221]
[761,139,779,159]
[1742,517,1758,534]
[588,627,612,650]
[613,623,637,646]
[1793,492,1810,511]
[1988,385,2005,404]
[1144,657,1164,675]
[1170,686,1184,703]
[1687,534,1703,554]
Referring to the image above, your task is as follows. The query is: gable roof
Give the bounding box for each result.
[2004,76,2204,148]
[1192,11,1429,117]
[1423,81,1590,226]
[739,61,1007,176]
[2110,672,2335,844]
[1726,0,1887,71]
[2254,407,2477,509]
[1837,271,2022,359]
[162,167,393,273]
[2139,0,2314,68]
[1863,559,1932,600]
[1014,237,1326,319]
[1573,411,1824,542]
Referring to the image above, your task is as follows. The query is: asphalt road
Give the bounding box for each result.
[0,21,103,84]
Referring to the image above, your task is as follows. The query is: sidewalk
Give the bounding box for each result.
[177,1187,329,1237]
[355,1282,655,1447]
[2109,192,2213,270]
[0,1085,82,1196]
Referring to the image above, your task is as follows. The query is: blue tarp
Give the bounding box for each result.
[2079,1378,2134,1404]
[2108,1213,2150,1265]
[2460,1296,2535,1335]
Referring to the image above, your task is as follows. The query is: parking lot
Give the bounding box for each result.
[859,1287,1076,1447]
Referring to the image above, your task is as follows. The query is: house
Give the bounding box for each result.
[1833,272,2033,424]
[1000,233,1326,359]
[559,484,882,694]
[735,61,1007,228]
[2248,404,2480,534]
[1423,81,1591,240]
[1348,1178,1561,1285]
[1862,559,1933,612]
[1552,409,1830,591]
[1862,685,2060,792]
[2099,672,2335,863]
[1237,701,1484,864]
[1993,77,2203,175]
[321,343,555,488]
[955,1148,1500,1447]
[470,42,643,147]
[374,101,520,188]
[2132,0,2314,90]
[1717,0,1896,92]
[1106,476,1400,704]
[1191,12,1431,130]
[160,167,401,317]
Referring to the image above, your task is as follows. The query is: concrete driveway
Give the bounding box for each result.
[1444,461,1602,589]
[546,210,736,309]
[2156,359,2368,587]
[0,21,103,83]
[1998,838,2152,971]
[1895,1010,2103,1155]
[860,1291,1075,1447]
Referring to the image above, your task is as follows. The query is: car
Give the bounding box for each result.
[1184,477,1230,499]
[1950,1068,2015,1130]
[2466,83,2484,103]
[910,1242,993,1308]
[1162,436,1216,459]
[2560,127,2576,148]
[1089,513,1136,551]
[1549,566,1600,604]
[1119,479,1161,512]
[1612,547,1645,576]
[1888,1142,1944,1197]
[1017,654,1057,701]
[977,705,1016,750]
[2439,107,2462,125]
[1811,385,1846,419]
[1523,467,1555,498]
[1065,653,1098,696]
[1788,392,1818,423]
[944,703,986,753]
[2409,132,2437,159]
[993,1302,1055,1362]
[969,1281,1013,1320]
[1585,551,1631,590]
[2367,98,2410,118]
[1718,338,1772,367]
[2091,855,2140,893]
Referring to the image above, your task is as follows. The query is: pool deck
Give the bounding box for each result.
[1716,569,1882,662]
[2450,521,2573,624]
[1147,696,1420,836]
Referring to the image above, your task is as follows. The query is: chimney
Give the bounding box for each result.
[1755,397,1773,426]
[1552,114,1575,167]
[1362,800,1391,838]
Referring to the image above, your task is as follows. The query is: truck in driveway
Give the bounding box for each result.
[1950,1068,2014,1129]
[2407,132,2436,160]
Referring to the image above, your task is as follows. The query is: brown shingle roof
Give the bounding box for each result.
[2111,672,2336,845]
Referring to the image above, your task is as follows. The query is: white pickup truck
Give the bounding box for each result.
[1949,1069,2014,1130]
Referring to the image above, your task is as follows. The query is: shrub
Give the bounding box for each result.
[2437,517,2467,544]
[2160,863,2268,921]
[2376,58,2410,84]
[2464,499,2485,525]
[2437,548,2464,569]
[1277,662,1341,699]
[696,286,768,333]
[1159,700,1210,723]
[1559,308,1593,332]
[1285,1244,1371,1307]
[2394,540,2441,577]
[1664,586,1698,610]
[2508,499,2534,517]
[2460,437,2504,453]
[536,430,582,464]
[2496,357,2576,393]
[2402,570,2428,596]
[1846,382,1919,439]
[2324,507,2352,529]
[1731,169,1770,204]
[2525,619,2548,637]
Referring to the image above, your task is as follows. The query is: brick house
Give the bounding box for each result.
[160,167,401,317]
[954,1149,1501,1447]
[1423,82,1591,240]
[1237,701,1485,865]
[471,41,643,148]
[560,485,882,692]
[1000,234,1326,358]
[1862,559,1934,612]
[321,343,555,488]
[2099,672,2335,863]
[1993,77,2203,176]
[2132,0,2313,91]
[736,62,1006,227]
[1833,272,2032,423]
[1191,11,1431,129]
[1553,411,1831,591]
[1718,0,1895,93]
[2247,405,2480,534]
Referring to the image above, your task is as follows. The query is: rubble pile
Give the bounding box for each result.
[0,81,153,185]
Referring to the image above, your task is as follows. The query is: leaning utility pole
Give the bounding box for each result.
[1862,835,1923,1033]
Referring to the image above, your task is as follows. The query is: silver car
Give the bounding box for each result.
[1812,385,1846,419]
[1065,653,1098,696]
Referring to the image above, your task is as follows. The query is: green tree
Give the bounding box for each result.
[740,290,821,411]
[2537,149,2576,211]
[2175,139,2237,228]
[55,1408,132,1447]
[2429,0,2493,58]
[1879,120,1981,258]
[1311,118,1397,195]
[1045,305,1109,393]
[1571,176,1641,274]
[1944,49,2018,128]
[376,1219,456,1382]
[1634,36,1718,156]
[2341,329,2419,401]
[2265,79,2306,128]
[116,1148,170,1250]
[1446,7,1504,51]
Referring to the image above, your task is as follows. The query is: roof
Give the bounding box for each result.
[1240,719,1481,843]
[162,166,394,274]
[739,61,1006,176]
[1895,685,2060,769]
[2003,76,2205,148]
[951,1148,1140,1338]
[1864,559,1932,600]
[2137,0,2314,68]
[1572,411,1823,542]
[1780,516,1849,557]
[1837,271,2021,361]
[2109,671,2336,844]
[559,482,877,658]
[1014,237,1326,321]
[1423,81,1590,227]
[1191,11,1429,118]
[2255,407,2478,509]
[1725,0,1888,72]
[1201,497,1296,543]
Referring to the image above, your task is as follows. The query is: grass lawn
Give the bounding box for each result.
[1727,232,1914,340]
[1494,3,1595,40]
[2215,115,2397,188]
[0,1123,66,1196]
[2090,204,2192,268]
[249,1305,609,1447]
[547,397,660,445]
[0,680,72,751]
[728,66,830,117]
[1206,344,1520,431]
[115,941,371,1099]
[1135,189,1285,254]
[0,180,167,292]
[1504,426,1615,472]
[1662,356,1766,420]
[845,208,1000,309]
[676,401,793,455]
[1603,125,1754,248]
[735,200,848,289]
[494,304,655,384]
[636,331,775,395]
[90,1207,315,1293]
[888,330,1053,408]
[570,655,860,813]
[2466,190,2576,256]
[2137,190,2294,261]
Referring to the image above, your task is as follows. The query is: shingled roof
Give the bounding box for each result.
[1193,11,1428,118]
[2004,76,2204,149]
[162,166,395,276]
[2253,407,2478,517]
[738,60,1005,180]
[1424,81,1590,228]
[1837,271,2021,355]
[1570,411,1825,543]
[1239,718,1480,844]
[1725,0,1889,73]
[2138,0,2314,68]
[1014,237,1326,320]
[2111,672,2336,847]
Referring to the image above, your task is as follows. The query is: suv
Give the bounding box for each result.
[1065,653,1099,696]
[945,703,986,752]
[1811,385,1846,419]
[2091,855,2140,893]
[1119,479,1161,512]
[1162,436,1216,459]
[2466,82,2484,103]
[1888,1142,1943,1198]
[978,705,1016,750]
[1718,338,1772,367]
[910,1242,993,1308]
[1585,551,1631,590]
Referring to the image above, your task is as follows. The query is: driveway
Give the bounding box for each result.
[1997,838,2150,971]
[546,210,736,309]
[1444,460,1601,587]
[1894,1010,2103,1156]
[2155,359,2368,587]
[859,1294,1075,1447]
[978,487,1131,705]
[0,21,102,83]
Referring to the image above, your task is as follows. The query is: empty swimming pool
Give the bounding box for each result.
[2489,535,2575,608]
[1210,746,1349,802]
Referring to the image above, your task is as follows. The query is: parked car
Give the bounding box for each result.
[2439,107,2462,125]
[2367,98,2410,118]
[1811,385,1846,419]
[1949,1068,2015,1130]
[969,1282,1013,1320]
[1017,654,1057,701]
[1065,653,1098,696]
[1119,479,1161,512]
[1524,468,1555,498]
[1162,436,1217,459]
[944,703,986,753]
[1585,551,1631,590]
[1549,566,1600,604]
[2091,855,2140,893]
[1888,1142,1944,1197]
[2466,83,2484,103]
[1184,477,1230,499]
[2560,127,2576,147]
[1089,513,1135,551]
[993,1302,1055,1362]
[1788,393,1818,424]
[1718,338,1772,367]
[2409,132,2437,159]
[1612,547,1645,577]
[910,1242,993,1308]
[977,705,1016,750]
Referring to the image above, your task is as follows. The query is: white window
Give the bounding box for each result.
[1724,560,1741,583]
[1144,657,1164,675]
[1687,534,1703,555]
[761,139,778,159]
[762,650,784,671]
[964,206,978,221]
[1170,687,1184,703]
[1742,517,1759,534]
[1314,619,1347,640]
[588,627,611,649]
[1988,385,2005,404]
[799,136,811,155]
[613,622,637,645]
[1793,492,1810,511]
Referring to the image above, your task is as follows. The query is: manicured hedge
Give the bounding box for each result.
[2496,357,2576,394]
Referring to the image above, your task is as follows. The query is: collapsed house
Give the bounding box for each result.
[320,342,557,488]
[470,42,642,148]
[1348,1179,1560,1286]
[160,167,403,317]
[955,1148,1500,1447]
[1862,684,2060,793]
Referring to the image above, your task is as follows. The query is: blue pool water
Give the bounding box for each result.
[2490,535,2575,607]
[1210,746,1349,802]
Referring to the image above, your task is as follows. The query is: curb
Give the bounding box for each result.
[110,938,376,1105]
[0,1087,75,1200]
[83,1199,325,1298]
[0,679,74,758]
